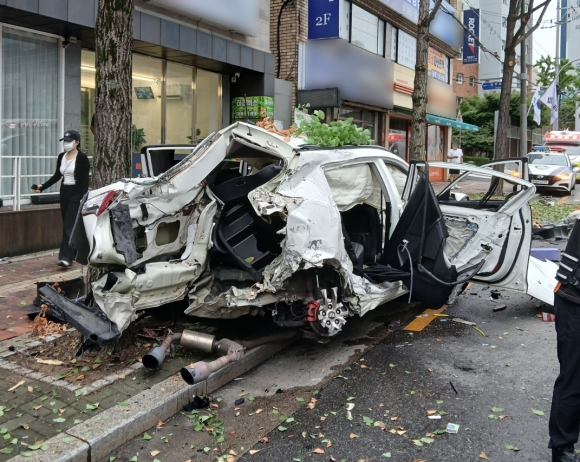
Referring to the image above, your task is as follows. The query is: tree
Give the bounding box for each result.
[535,55,580,130]
[93,0,133,188]
[409,0,443,161]
[494,0,550,160]
[453,92,546,155]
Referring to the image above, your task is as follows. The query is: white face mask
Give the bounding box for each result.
[63,141,76,152]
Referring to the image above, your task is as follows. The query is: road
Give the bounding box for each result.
[104,285,558,462]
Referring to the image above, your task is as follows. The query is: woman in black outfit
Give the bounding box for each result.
[34,130,90,267]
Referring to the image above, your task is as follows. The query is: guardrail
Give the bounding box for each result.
[0,155,92,211]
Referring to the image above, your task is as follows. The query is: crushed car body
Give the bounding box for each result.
[41,122,556,348]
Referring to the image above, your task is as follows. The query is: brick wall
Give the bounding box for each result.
[453,60,478,99]
[270,0,308,110]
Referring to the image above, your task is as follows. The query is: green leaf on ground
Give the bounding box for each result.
[389,364,396,368]
[0,428,7,434]
[347,397,356,401]
[436,400,444,404]
[491,407,504,413]
[278,426,287,432]
[414,441,423,447]
[489,414,500,420]
[94,358,102,364]
[142,432,152,440]
[129,457,138,462]
[248,396,255,401]
[109,457,116,462]
[53,417,66,423]
[75,391,83,397]
[0,448,13,454]
[285,417,295,423]
[39,396,48,402]
[434,429,447,435]
[405,371,412,374]
[532,409,545,416]
[20,300,26,305]
[505,444,520,451]
[296,398,305,402]
[382,452,392,458]
[81,367,90,372]
[421,437,434,444]
[271,409,279,415]
[117,402,129,407]
[203,447,210,453]
[85,404,98,411]
[363,416,374,426]
[63,437,73,444]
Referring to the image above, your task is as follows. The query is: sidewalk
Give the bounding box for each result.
[0,251,80,342]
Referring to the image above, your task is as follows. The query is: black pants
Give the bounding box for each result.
[59,184,80,263]
[549,293,580,448]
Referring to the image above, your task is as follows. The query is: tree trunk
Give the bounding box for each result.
[409,0,442,162]
[93,0,133,188]
[88,1,133,290]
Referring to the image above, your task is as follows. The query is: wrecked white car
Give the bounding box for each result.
[39,122,551,356]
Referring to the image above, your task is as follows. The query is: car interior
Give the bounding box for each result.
[206,137,286,281]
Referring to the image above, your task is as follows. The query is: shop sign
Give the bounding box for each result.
[428,47,448,83]
[299,39,394,109]
[148,0,259,36]
[231,96,274,121]
[462,9,480,64]
[2,119,52,129]
[308,0,341,40]
[380,0,462,49]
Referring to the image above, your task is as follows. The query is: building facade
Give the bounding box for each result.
[273,0,465,181]
[0,0,291,206]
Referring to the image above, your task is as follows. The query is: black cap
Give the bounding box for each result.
[59,130,80,142]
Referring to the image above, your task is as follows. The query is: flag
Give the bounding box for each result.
[540,80,559,125]
[530,86,542,125]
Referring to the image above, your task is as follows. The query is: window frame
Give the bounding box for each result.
[456,73,464,84]
[469,76,475,86]
[346,1,387,57]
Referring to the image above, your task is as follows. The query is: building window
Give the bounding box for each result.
[81,50,222,154]
[502,16,507,27]
[458,47,463,60]
[469,76,475,86]
[390,27,398,62]
[348,3,385,56]
[1,26,62,199]
[393,29,417,69]
[456,73,463,84]
[456,97,463,104]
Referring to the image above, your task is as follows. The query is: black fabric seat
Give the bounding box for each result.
[341,204,383,264]
[211,164,281,205]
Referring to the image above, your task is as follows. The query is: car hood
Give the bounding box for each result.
[529,164,570,176]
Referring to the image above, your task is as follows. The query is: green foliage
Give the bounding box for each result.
[463,155,490,166]
[293,109,374,147]
[131,125,146,150]
[452,92,545,156]
[535,55,580,130]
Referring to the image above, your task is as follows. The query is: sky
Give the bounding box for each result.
[533,0,558,60]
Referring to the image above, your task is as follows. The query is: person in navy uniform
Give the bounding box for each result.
[549,218,580,461]
[33,130,89,267]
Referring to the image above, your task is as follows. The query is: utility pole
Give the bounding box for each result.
[520,0,527,156]
[554,0,561,130]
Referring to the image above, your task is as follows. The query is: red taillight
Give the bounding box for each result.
[96,191,116,216]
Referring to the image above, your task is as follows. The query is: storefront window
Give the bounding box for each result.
[427,125,444,162]
[165,62,194,144]
[80,51,222,152]
[196,70,222,140]
[388,118,408,160]
[1,27,61,198]
[132,54,163,147]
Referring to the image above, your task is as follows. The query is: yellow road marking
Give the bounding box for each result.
[404,305,447,332]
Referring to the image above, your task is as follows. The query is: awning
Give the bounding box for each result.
[426,114,479,132]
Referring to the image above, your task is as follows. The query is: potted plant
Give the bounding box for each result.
[132,125,146,152]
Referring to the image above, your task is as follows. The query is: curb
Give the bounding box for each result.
[8,338,296,462]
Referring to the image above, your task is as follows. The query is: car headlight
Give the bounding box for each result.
[556,173,571,180]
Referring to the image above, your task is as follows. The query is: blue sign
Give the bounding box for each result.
[482,81,502,90]
[463,9,479,64]
[308,0,340,40]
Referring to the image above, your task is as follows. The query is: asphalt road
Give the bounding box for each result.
[103,284,559,462]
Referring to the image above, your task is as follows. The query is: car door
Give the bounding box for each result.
[394,159,537,297]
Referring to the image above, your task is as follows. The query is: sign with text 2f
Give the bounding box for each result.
[463,9,479,64]
[308,0,340,40]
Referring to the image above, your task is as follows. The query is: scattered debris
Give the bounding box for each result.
[449,382,458,394]
[183,396,210,411]
[234,398,245,406]
[8,380,25,391]
[452,318,476,326]
[490,290,501,299]
[493,304,507,312]
[542,312,556,322]
[446,423,460,434]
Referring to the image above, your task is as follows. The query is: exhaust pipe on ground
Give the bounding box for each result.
[143,329,299,382]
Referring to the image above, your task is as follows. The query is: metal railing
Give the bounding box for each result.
[0,156,56,211]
